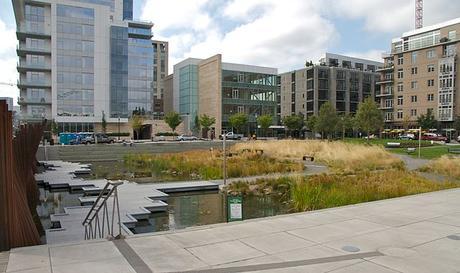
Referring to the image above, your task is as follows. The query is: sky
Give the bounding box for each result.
[1,0,459,103]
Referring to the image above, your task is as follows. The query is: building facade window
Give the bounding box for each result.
[397,110,403,119]
[397,69,403,79]
[397,96,403,105]
[411,81,418,89]
[397,55,403,65]
[411,52,417,64]
[426,49,436,59]
[427,64,435,72]
[397,83,403,92]
[410,109,417,117]
[411,67,418,74]
[427,94,434,101]
[411,95,417,102]
[427,79,434,87]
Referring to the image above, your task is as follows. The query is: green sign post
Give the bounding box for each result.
[227,195,243,222]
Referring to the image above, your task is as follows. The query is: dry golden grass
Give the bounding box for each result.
[420,156,460,179]
[232,140,404,172]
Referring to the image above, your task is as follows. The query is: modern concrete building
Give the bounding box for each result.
[172,54,279,135]
[377,18,460,129]
[163,74,173,114]
[12,0,155,133]
[279,53,382,119]
[152,40,168,116]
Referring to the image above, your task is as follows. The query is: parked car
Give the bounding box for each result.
[457,135,460,142]
[398,134,415,140]
[219,132,243,140]
[177,135,198,141]
[82,133,115,144]
[421,133,448,142]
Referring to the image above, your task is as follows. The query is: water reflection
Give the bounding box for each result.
[36,188,82,229]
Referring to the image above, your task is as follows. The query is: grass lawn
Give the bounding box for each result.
[389,145,460,159]
[226,170,460,212]
[342,137,433,147]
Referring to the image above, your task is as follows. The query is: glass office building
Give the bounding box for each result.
[13,0,155,132]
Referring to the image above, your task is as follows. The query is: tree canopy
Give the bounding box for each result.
[130,114,144,140]
[164,111,182,132]
[355,97,383,141]
[199,114,216,138]
[417,110,438,130]
[315,102,338,140]
[101,111,107,133]
[257,114,273,135]
[283,115,303,137]
[228,113,248,133]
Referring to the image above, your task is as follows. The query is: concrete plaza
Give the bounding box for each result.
[5,188,460,273]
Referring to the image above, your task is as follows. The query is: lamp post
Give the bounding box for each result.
[223,130,227,186]
[117,115,120,141]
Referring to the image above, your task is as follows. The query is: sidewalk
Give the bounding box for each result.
[6,188,460,273]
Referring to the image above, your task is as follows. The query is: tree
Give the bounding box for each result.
[417,109,437,130]
[164,111,182,132]
[101,111,107,133]
[228,113,248,134]
[199,114,216,138]
[50,119,59,136]
[192,115,201,136]
[283,115,303,138]
[315,102,338,140]
[305,115,317,139]
[355,97,384,142]
[337,114,354,139]
[257,114,273,137]
[130,114,144,140]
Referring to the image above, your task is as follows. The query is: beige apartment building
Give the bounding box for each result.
[280,53,382,119]
[377,18,459,129]
[152,40,169,116]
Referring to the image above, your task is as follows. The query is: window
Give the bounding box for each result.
[427,94,434,101]
[411,95,417,103]
[385,99,393,108]
[397,110,403,119]
[411,81,418,89]
[427,64,435,72]
[426,49,436,59]
[397,83,403,92]
[397,55,404,65]
[397,69,403,79]
[397,96,403,105]
[448,30,456,40]
[410,109,417,117]
[411,67,418,74]
[427,79,434,87]
[411,52,417,64]
[232,89,239,99]
[237,106,244,113]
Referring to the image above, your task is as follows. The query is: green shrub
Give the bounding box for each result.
[155,132,179,136]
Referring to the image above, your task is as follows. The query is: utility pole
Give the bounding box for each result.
[223,131,227,186]
[415,0,423,29]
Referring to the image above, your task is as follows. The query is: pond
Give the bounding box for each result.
[36,188,290,235]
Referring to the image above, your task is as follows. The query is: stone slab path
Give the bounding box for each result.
[6,188,460,273]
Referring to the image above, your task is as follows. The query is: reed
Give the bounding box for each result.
[419,156,460,179]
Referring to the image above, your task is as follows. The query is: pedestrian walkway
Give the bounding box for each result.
[6,188,460,273]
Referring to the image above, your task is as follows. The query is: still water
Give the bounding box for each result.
[37,189,290,235]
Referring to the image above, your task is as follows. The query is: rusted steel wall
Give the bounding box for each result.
[0,101,43,251]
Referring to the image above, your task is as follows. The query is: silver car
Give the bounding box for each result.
[177,135,198,141]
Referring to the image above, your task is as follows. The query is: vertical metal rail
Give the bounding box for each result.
[82,180,124,240]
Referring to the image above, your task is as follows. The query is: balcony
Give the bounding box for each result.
[376,65,394,72]
[17,97,51,106]
[16,28,51,40]
[17,44,51,57]
[376,91,393,97]
[379,105,394,110]
[18,114,50,122]
[17,61,51,73]
[376,75,394,85]
[17,79,51,89]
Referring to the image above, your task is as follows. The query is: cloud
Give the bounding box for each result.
[328,0,460,34]
[0,19,16,55]
[0,57,19,102]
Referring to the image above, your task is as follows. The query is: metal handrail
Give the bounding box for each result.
[82,180,124,240]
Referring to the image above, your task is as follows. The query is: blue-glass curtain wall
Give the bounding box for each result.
[110,26,129,118]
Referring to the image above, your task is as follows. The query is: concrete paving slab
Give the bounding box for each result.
[328,261,399,272]
[6,246,49,272]
[187,240,265,266]
[52,257,135,273]
[49,241,122,266]
[287,219,388,243]
[429,212,460,227]
[371,253,459,273]
[6,267,51,273]
[239,232,316,254]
